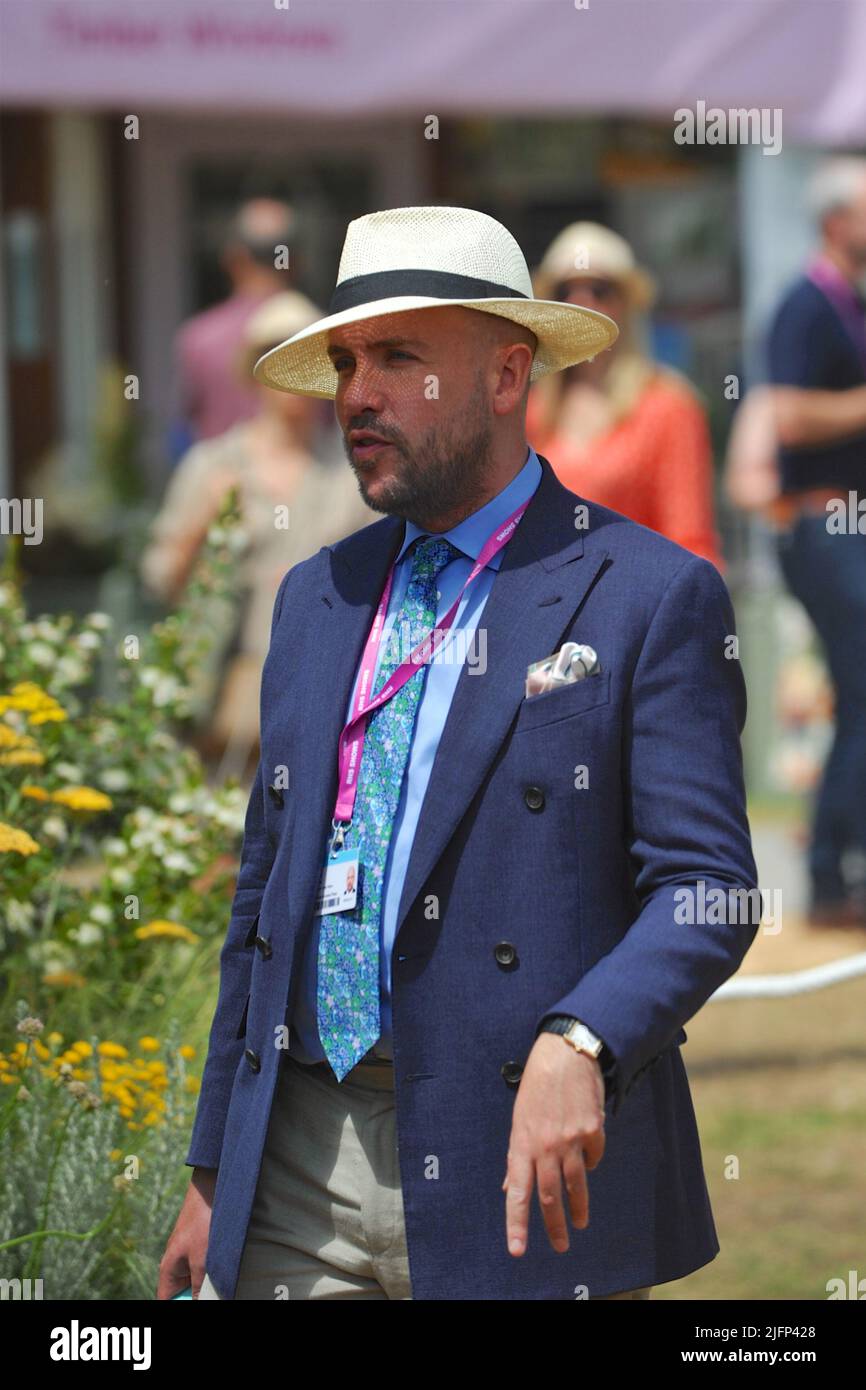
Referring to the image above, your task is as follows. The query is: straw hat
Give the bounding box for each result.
[533,222,656,311]
[253,206,619,398]
[238,290,324,369]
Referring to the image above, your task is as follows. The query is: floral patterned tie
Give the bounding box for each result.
[317,535,458,1080]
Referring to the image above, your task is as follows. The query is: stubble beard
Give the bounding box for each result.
[345,395,495,531]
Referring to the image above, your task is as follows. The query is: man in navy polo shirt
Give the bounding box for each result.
[766,157,866,926]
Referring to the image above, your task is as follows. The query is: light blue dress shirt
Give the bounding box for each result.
[288,445,543,1063]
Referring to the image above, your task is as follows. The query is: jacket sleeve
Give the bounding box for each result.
[534,553,761,1116]
[184,565,294,1169]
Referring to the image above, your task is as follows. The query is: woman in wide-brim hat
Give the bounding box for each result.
[527,221,724,572]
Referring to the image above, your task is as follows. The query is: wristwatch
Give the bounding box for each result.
[538,1015,617,1105]
[540,1015,605,1062]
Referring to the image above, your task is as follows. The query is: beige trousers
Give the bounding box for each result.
[198,1051,651,1301]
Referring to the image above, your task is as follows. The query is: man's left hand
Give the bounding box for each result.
[502,1032,606,1257]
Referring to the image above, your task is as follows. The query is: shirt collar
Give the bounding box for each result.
[395,445,542,570]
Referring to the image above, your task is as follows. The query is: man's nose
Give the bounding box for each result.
[339,360,386,419]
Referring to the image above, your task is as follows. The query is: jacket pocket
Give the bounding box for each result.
[515,668,611,733]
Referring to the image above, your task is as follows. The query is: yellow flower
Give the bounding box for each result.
[50,786,113,812]
[42,971,86,988]
[0,822,40,855]
[178,1044,196,1060]
[0,725,26,747]
[47,1031,64,1045]
[109,1148,123,1162]
[21,783,51,799]
[134,920,199,944]
[68,1041,94,1059]
[0,682,66,723]
[97,1041,129,1059]
[0,750,45,766]
[138,1037,161,1053]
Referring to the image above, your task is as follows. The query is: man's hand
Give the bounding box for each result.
[157,1167,217,1299]
[502,1033,605,1257]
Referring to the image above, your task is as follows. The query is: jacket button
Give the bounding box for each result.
[524,785,545,811]
[501,1060,523,1087]
[494,941,517,967]
[254,936,272,959]
[244,1048,260,1073]
[267,783,284,808]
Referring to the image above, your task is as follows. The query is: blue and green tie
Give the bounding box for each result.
[317,535,458,1080]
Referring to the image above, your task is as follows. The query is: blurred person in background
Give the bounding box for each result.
[173,197,299,450]
[527,221,723,571]
[761,156,866,928]
[141,291,378,777]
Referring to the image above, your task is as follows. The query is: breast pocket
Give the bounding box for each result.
[514,668,611,734]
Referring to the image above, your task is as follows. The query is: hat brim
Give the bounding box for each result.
[252,296,618,397]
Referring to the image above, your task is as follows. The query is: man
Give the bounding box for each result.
[765,157,866,926]
[173,198,298,445]
[159,206,759,1301]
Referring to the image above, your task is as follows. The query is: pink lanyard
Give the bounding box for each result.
[329,500,529,848]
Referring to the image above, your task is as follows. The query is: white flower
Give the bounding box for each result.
[54,762,83,782]
[138,667,162,688]
[85,612,111,630]
[99,768,131,792]
[109,867,135,888]
[89,903,113,925]
[41,816,68,843]
[6,899,36,933]
[55,656,87,683]
[168,792,194,814]
[75,631,101,651]
[103,837,127,857]
[163,851,196,874]
[71,923,103,946]
[31,619,63,641]
[27,642,55,666]
[28,941,75,970]
[152,675,182,707]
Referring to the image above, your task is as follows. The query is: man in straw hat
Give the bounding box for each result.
[160,206,759,1301]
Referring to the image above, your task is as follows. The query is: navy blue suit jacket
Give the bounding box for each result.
[186,453,760,1299]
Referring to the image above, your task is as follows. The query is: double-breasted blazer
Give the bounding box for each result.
[185,453,759,1300]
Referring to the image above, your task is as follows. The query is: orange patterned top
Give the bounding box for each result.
[526,372,724,573]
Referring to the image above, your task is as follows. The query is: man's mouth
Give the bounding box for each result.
[349,430,394,462]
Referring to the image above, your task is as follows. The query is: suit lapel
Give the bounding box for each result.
[285,456,609,941]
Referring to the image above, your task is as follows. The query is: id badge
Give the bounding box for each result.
[314,847,360,916]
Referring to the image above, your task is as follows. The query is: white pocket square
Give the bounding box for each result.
[525,642,600,698]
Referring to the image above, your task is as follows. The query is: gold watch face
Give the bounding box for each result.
[565,1023,602,1055]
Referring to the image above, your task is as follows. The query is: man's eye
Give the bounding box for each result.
[387,350,414,361]
[333,357,353,372]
